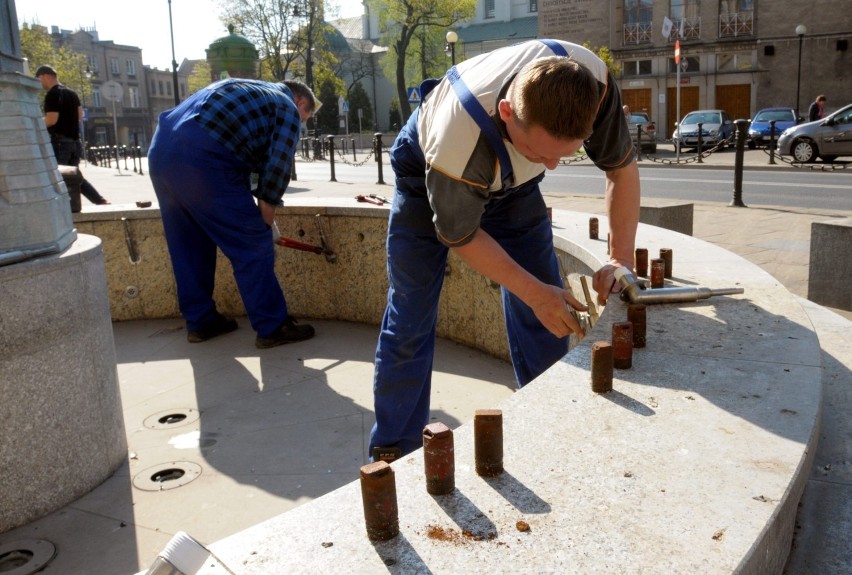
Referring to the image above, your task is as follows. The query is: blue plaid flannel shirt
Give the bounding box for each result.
[194,78,301,205]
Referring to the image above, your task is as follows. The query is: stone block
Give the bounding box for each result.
[639,201,694,236]
[808,218,852,310]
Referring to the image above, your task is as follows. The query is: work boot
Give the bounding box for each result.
[186,315,238,343]
[255,317,315,349]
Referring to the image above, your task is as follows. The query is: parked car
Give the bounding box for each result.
[672,109,735,152]
[778,103,852,163]
[627,112,657,153]
[747,107,798,149]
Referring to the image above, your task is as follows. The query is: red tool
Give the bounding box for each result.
[275,236,323,254]
[356,194,384,205]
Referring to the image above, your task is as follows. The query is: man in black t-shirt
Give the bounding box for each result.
[36,65,109,206]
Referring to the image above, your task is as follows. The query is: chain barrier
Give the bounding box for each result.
[759,147,849,171]
[558,153,588,166]
[335,144,376,167]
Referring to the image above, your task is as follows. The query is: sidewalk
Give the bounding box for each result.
[2,149,846,574]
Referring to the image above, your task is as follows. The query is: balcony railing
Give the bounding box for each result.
[719,11,754,38]
[667,17,701,42]
[623,22,653,46]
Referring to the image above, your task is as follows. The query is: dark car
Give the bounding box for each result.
[747,107,798,149]
[672,109,735,152]
[778,103,852,163]
[627,112,657,153]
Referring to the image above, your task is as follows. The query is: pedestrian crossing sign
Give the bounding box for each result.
[407,86,421,104]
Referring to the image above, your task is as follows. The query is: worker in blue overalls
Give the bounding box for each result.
[370,40,641,461]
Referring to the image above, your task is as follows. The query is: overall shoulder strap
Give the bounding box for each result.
[446,66,513,189]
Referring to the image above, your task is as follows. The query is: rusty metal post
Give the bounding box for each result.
[474,410,503,477]
[612,322,633,369]
[374,133,385,185]
[589,217,599,239]
[697,122,704,163]
[423,422,455,495]
[635,248,648,277]
[650,258,665,288]
[360,461,399,541]
[627,304,647,348]
[591,341,613,393]
[730,119,749,207]
[659,248,673,279]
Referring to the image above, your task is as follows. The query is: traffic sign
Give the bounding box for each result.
[102,81,123,102]
[407,86,421,104]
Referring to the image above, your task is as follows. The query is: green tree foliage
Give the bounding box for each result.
[347,81,373,133]
[20,24,91,104]
[388,97,401,131]
[313,69,346,135]
[583,42,622,76]
[188,60,213,94]
[368,0,475,120]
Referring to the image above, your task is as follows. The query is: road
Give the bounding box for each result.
[293,156,851,212]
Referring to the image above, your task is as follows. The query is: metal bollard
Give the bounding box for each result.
[374,133,385,185]
[635,124,642,162]
[768,120,777,165]
[589,217,599,239]
[730,119,749,207]
[137,147,144,176]
[635,248,648,277]
[650,258,665,288]
[327,135,337,182]
[590,341,613,393]
[359,461,399,541]
[659,248,673,279]
[697,123,704,163]
[352,138,357,162]
[612,322,633,369]
[627,304,647,348]
[474,409,503,477]
[423,422,455,495]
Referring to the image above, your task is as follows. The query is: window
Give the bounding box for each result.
[669,55,700,73]
[151,80,156,93]
[529,0,538,12]
[624,60,653,76]
[484,0,495,19]
[717,53,753,71]
[87,56,98,73]
[93,89,102,107]
[623,0,653,45]
[110,58,120,75]
[670,0,701,41]
[167,82,172,96]
[128,87,140,108]
[126,59,136,77]
[159,80,164,95]
[719,0,753,37]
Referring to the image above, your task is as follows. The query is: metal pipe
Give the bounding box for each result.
[614,268,743,305]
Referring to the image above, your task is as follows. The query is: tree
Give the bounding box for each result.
[347,81,373,134]
[188,60,213,94]
[583,42,622,76]
[313,72,345,135]
[388,97,401,131]
[20,24,90,103]
[369,0,475,120]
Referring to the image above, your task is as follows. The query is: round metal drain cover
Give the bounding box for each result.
[133,461,202,491]
[143,408,200,430]
[0,539,56,575]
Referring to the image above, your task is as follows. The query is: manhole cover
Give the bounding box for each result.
[143,408,200,430]
[133,461,202,491]
[0,539,56,575]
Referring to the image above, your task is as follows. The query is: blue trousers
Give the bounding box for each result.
[369,111,568,456]
[148,115,288,337]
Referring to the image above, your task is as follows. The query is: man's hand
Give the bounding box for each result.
[525,283,588,338]
[258,198,277,227]
[592,259,633,306]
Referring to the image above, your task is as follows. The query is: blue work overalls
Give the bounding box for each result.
[369,106,568,457]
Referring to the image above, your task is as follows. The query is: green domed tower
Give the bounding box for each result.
[206,24,259,81]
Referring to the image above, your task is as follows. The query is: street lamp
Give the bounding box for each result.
[795,24,807,116]
[81,66,92,165]
[168,0,180,106]
[445,30,458,66]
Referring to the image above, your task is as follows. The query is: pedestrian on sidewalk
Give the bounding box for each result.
[36,65,110,206]
[369,39,640,460]
[148,78,320,348]
[808,95,826,122]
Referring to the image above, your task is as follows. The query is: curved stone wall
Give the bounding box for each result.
[0,235,126,532]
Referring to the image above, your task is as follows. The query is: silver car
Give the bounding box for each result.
[777,103,852,163]
[672,109,736,152]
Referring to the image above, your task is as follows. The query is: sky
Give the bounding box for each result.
[17,0,364,71]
